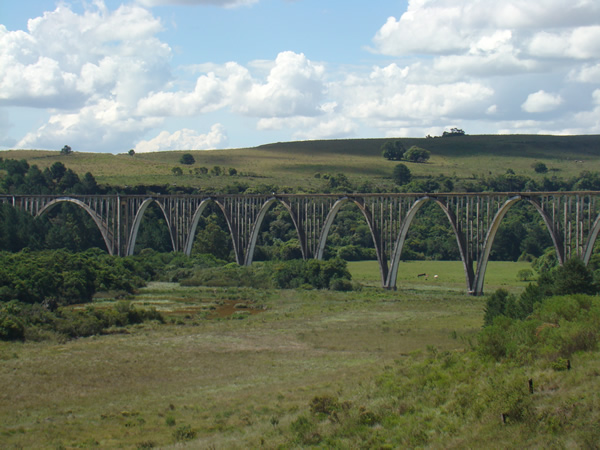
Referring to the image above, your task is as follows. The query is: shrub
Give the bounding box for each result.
[392,163,412,186]
[404,146,430,163]
[533,162,548,173]
[0,303,25,340]
[517,269,534,281]
[173,424,196,441]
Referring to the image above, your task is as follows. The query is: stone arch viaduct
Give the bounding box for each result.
[3,192,600,295]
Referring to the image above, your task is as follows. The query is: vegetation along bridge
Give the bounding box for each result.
[3,192,600,295]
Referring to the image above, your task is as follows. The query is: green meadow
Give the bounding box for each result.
[4,260,598,448]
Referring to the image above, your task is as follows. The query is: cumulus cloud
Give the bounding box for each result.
[521,90,564,113]
[134,124,228,152]
[136,0,258,8]
[569,63,600,83]
[139,51,326,119]
[234,51,326,117]
[373,0,600,58]
[333,63,494,122]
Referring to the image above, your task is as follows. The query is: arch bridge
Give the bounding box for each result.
[2,192,600,295]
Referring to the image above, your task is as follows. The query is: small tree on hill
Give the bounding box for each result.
[61,145,72,155]
[404,146,430,163]
[533,162,548,174]
[179,153,195,165]
[392,163,412,186]
[381,141,405,161]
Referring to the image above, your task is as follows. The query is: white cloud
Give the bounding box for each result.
[569,63,600,83]
[134,124,228,153]
[136,0,258,8]
[335,64,494,121]
[521,90,564,113]
[234,51,326,118]
[292,117,357,140]
[372,1,600,68]
[529,26,600,60]
[139,51,326,120]
[17,99,163,151]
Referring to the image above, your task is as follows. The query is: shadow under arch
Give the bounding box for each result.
[583,209,600,265]
[245,197,306,266]
[472,195,565,295]
[184,197,241,263]
[36,197,113,255]
[126,198,176,256]
[386,196,472,291]
[315,196,386,284]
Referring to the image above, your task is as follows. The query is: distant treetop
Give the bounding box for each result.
[442,128,466,137]
[180,153,195,165]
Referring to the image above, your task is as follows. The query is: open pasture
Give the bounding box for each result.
[349,259,533,295]
[0,263,489,448]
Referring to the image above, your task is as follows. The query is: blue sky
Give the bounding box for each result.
[1,0,599,153]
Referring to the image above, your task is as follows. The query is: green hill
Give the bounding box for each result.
[2,134,600,190]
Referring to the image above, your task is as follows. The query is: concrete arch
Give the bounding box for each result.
[385,197,472,291]
[211,199,243,265]
[244,197,305,266]
[183,198,213,256]
[472,196,563,295]
[126,198,176,256]
[385,197,429,289]
[472,196,521,295]
[315,196,387,284]
[526,198,565,265]
[582,210,600,264]
[36,197,113,255]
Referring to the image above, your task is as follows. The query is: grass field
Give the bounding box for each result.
[349,259,533,294]
[3,134,600,190]
[0,260,534,448]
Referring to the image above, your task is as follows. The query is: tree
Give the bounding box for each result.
[533,162,548,174]
[179,153,195,165]
[404,146,431,163]
[442,128,465,137]
[553,257,597,295]
[171,167,183,176]
[61,145,72,155]
[128,149,135,156]
[392,163,412,186]
[192,222,232,260]
[381,141,405,161]
[49,162,67,181]
[228,167,237,176]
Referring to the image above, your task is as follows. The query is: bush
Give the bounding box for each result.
[0,302,25,340]
[533,162,548,173]
[517,269,534,281]
[173,424,196,441]
[392,163,412,186]
[404,146,430,163]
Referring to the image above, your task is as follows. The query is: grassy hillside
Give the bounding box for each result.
[3,134,600,190]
